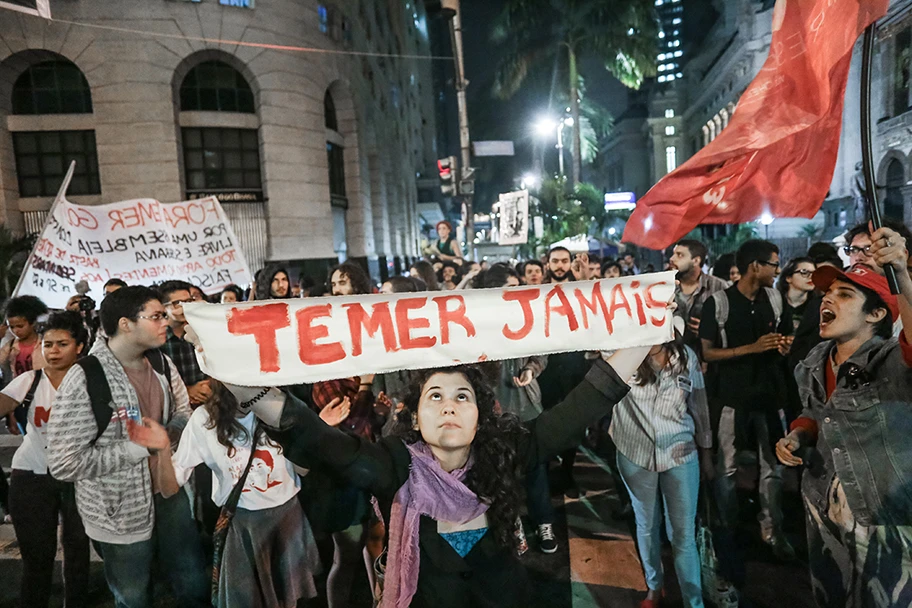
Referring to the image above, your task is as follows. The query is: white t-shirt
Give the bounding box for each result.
[4,370,57,474]
[171,407,300,510]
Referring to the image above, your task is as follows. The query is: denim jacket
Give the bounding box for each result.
[795,336,912,526]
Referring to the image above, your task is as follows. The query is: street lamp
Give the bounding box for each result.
[521,172,540,190]
[533,116,574,177]
[760,211,774,239]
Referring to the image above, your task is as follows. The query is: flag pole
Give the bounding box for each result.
[10,160,75,298]
[860,23,900,294]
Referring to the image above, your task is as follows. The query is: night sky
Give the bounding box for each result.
[452,0,636,213]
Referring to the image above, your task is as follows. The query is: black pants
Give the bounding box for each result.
[9,469,90,608]
[0,466,9,513]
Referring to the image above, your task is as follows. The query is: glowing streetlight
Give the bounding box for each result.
[760,211,774,239]
[532,116,574,177]
[534,118,557,137]
[521,173,540,190]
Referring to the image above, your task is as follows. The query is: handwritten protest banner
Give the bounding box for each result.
[183,272,676,386]
[15,195,252,309]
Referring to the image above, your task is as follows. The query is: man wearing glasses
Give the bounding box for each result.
[700,240,796,564]
[157,280,211,407]
[46,286,207,607]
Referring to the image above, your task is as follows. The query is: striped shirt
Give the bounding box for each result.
[609,345,712,472]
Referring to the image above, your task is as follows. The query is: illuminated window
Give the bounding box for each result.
[666,146,677,173]
[665,109,675,118]
[665,125,675,135]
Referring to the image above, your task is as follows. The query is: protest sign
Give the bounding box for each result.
[15,193,252,309]
[498,190,529,246]
[183,272,676,386]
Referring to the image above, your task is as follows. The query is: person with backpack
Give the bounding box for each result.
[699,240,796,561]
[0,311,90,607]
[45,286,208,608]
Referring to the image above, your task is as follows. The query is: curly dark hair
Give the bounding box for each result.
[390,365,527,551]
[328,262,373,295]
[204,381,278,457]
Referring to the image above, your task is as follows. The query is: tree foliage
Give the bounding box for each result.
[491,0,658,184]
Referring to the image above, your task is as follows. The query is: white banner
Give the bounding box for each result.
[184,273,676,386]
[498,190,529,245]
[15,195,252,309]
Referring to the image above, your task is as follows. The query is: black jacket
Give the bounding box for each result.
[265,358,630,607]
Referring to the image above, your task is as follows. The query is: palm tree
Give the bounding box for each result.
[491,0,658,186]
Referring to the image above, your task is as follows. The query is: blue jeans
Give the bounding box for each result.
[618,452,703,608]
[95,488,208,608]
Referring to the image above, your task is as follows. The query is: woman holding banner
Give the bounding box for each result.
[156,342,657,608]
[608,320,713,608]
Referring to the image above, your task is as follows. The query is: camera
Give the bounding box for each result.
[77,295,96,313]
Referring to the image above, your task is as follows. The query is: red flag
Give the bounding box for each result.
[622,0,889,250]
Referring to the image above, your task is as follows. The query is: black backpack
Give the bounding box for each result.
[12,369,44,435]
[76,350,172,443]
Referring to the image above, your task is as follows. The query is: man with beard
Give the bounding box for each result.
[546,246,590,284]
[538,246,592,497]
[670,239,729,354]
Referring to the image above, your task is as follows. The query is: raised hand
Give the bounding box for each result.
[319,396,351,427]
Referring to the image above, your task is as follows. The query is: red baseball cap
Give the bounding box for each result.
[812,264,899,321]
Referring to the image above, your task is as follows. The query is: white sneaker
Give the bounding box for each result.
[537,523,558,554]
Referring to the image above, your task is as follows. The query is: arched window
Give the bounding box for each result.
[179,61,254,113]
[10,59,99,197]
[178,60,261,204]
[324,90,338,130]
[884,158,905,221]
[12,60,92,115]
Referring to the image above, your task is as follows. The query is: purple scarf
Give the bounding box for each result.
[381,441,489,608]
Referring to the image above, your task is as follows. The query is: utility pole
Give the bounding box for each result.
[447,0,474,256]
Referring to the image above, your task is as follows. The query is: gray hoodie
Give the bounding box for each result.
[46,339,190,544]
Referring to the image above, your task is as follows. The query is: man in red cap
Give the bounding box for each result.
[776,224,912,607]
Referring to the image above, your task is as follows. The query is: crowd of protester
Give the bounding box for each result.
[0,215,910,608]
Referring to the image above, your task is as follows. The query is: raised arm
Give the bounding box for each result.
[522,350,643,466]
[233,386,403,499]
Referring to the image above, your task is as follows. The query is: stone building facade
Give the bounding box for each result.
[0,0,438,284]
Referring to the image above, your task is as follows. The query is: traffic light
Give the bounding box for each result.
[438,156,458,196]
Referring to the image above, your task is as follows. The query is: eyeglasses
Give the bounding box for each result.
[757,260,780,269]
[136,313,168,323]
[164,298,192,308]
[793,269,814,277]
[843,245,872,256]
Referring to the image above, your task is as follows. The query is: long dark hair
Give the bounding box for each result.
[204,381,276,457]
[634,331,688,386]
[776,256,814,299]
[410,261,439,291]
[391,365,526,551]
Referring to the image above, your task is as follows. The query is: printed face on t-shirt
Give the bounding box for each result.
[244,449,283,493]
